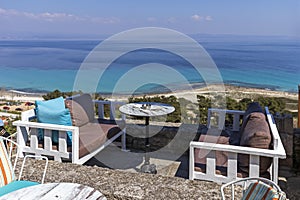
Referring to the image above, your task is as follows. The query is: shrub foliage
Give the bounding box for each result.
[41,90,287,124]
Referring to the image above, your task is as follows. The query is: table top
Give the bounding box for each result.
[0,182,106,200]
[119,102,175,117]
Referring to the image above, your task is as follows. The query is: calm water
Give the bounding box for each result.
[0,35,299,94]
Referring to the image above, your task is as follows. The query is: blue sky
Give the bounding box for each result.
[0,0,299,39]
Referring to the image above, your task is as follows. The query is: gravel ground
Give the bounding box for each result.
[16,159,243,200]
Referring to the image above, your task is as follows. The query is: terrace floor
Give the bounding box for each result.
[18,158,228,200]
[82,121,300,199]
[85,144,190,179]
[13,122,300,199]
[84,122,198,179]
[16,145,300,200]
[88,149,300,200]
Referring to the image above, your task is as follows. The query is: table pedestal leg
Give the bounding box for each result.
[140,116,157,174]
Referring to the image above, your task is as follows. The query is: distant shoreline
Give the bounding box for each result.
[2,81,298,95]
[0,84,298,103]
[146,84,298,103]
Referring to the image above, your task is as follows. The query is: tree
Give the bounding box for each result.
[197,95,211,124]
[42,90,81,100]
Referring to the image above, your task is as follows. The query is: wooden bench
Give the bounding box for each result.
[189,107,286,184]
[13,94,126,164]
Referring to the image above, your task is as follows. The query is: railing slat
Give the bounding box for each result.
[58,131,68,153]
[227,152,238,179]
[30,128,39,150]
[249,155,260,178]
[44,129,52,151]
[206,151,216,176]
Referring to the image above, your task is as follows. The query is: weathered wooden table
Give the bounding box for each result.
[119,102,175,174]
[0,182,106,200]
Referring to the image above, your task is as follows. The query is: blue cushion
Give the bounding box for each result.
[0,180,39,197]
[35,96,65,110]
[35,97,73,145]
[36,107,72,145]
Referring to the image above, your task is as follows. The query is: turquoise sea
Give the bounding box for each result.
[0,35,299,94]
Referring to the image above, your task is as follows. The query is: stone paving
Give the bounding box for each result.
[17,159,240,200]
[16,155,300,200]
[12,124,300,199]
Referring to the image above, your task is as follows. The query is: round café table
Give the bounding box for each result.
[119,102,175,174]
[0,182,106,200]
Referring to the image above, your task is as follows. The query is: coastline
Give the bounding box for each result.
[0,90,44,102]
[1,84,297,104]
[108,84,298,104]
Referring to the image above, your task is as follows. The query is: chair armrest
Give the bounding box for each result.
[190,141,286,158]
[13,120,78,132]
[18,155,48,184]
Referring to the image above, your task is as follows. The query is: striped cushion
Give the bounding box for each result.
[242,181,280,200]
[0,139,14,187]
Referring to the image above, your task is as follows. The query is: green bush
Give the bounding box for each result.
[40,90,288,125]
[4,117,20,134]
[42,89,82,100]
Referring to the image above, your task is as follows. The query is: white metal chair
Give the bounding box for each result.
[221,177,287,200]
[0,136,48,196]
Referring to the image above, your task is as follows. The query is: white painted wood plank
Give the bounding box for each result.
[44,129,52,151]
[206,151,216,176]
[189,144,195,180]
[190,141,286,158]
[249,155,260,178]
[13,120,78,132]
[218,111,226,130]
[30,128,39,150]
[0,183,106,200]
[58,131,68,153]
[227,152,237,180]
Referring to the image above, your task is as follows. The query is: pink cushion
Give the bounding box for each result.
[65,94,95,127]
[238,112,272,174]
[78,120,123,158]
[194,135,229,167]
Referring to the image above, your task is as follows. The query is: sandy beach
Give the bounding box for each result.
[0,85,298,104]
[167,84,298,103]
[105,84,298,104]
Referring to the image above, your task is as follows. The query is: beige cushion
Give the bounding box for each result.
[65,94,95,127]
[238,112,272,175]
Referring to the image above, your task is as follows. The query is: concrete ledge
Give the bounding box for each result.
[16,159,237,200]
